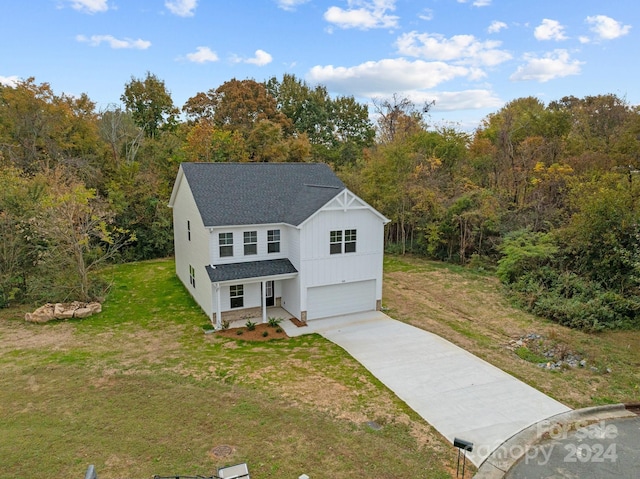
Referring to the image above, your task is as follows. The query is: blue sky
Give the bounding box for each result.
[1,0,638,130]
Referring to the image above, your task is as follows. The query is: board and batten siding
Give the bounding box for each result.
[298,203,385,316]
[171,176,215,318]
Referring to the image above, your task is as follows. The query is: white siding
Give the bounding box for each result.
[280,275,301,318]
[299,206,385,314]
[215,282,262,311]
[171,175,214,318]
[301,210,384,287]
[208,225,292,265]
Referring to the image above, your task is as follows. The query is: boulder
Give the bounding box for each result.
[24,303,56,323]
[25,301,102,322]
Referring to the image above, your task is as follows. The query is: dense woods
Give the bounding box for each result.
[1,73,639,330]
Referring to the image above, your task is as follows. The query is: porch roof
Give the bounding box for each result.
[205,258,298,283]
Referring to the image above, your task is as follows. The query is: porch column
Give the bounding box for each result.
[261,280,267,323]
[215,283,222,330]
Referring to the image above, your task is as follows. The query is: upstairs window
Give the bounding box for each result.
[345,229,357,253]
[330,229,357,254]
[330,230,342,255]
[219,232,233,257]
[187,220,191,241]
[267,229,280,253]
[244,231,257,255]
[230,285,244,308]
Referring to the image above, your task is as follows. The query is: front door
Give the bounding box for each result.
[265,280,275,307]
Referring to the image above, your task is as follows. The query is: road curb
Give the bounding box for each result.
[472,404,637,479]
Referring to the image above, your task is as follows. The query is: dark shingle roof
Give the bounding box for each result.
[181,162,345,227]
[205,259,298,283]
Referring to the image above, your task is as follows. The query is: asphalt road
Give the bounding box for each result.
[505,416,640,479]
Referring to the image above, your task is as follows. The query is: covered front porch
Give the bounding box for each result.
[206,258,298,330]
[223,306,296,329]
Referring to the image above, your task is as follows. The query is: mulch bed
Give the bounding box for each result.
[215,322,289,341]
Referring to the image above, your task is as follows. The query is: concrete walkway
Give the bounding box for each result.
[282,311,571,466]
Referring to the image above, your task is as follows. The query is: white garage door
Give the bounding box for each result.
[307,280,376,320]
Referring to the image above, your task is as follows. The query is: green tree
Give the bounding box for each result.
[121,72,178,138]
[266,74,374,166]
[34,168,135,302]
[558,173,640,292]
[0,164,44,306]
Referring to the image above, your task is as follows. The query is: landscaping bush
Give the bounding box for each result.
[267,317,282,328]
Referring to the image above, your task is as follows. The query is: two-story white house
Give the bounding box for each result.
[168,162,389,329]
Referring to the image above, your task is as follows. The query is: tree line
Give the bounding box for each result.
[1,73,638,330]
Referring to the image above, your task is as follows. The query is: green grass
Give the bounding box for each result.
[8,255,636,477]
[0,258,453,479]
[514,346,548,364]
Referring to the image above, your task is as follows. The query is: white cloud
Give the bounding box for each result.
[457,0,492,6]
[510,49,583,83]
[534,19,568,41]
[324,0,399,30]
[407,89,503,111]
[66,0,109,14]
[418,9,433,21]
[165,0,197,17]
[245,49,273,66]
[396,31,512,67]
[0,75,20,87]
[586,15,631,40]
[276,0,309,11]
[76,34,151,49]
[307,58,471,96]
[186,46,218,63]
[488,21,507,34]
[232,50,273,66]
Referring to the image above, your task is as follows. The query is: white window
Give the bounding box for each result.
[244,231,257,255]
[267,229,280,253]
[345,229,357,253]
[219,232,233,257]
[330,229,357,254]
[330,230,342,254]
[230,285,244,308]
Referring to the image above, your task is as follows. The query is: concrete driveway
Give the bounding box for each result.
[283,311,571,466]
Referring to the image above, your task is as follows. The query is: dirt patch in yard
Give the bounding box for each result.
[0,319,75,353]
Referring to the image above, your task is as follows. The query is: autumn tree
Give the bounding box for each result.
[0,78,104,177]
[205,79,290,136]
[373,94,433,145]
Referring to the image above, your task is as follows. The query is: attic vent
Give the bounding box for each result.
[304,183,341,189]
